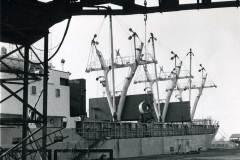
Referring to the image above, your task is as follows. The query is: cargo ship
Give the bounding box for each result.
[0,20,218,160]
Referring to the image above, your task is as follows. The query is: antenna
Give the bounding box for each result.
[170,51,179,68]
[198,64,206,80]
[128,28,139,60]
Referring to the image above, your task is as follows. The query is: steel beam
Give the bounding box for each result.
[0,46,24,61]
[1,83,43,118]
[69,1,240,16]
[1,0,240,45]
[42,33,49,160]
[22,45,29,160]
[0,87,23,103]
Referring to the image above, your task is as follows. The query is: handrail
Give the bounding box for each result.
[76,121,219,140]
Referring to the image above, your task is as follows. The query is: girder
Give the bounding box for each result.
[1,0,239,45]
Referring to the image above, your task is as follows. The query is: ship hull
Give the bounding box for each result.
[93,133,216,158]
[51,128,217,159]
[0,123,218,160]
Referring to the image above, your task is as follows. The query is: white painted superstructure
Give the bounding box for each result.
[0,64,75,128]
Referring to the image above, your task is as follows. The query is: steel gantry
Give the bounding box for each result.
[1,0,240,44]
[0,35,49,160]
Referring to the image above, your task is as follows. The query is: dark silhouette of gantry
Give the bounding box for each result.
[1,0,240,44]
[0,0,239,160]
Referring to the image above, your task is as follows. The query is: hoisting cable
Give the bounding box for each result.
[144,0,148,56]
[32,42,60,52]
[143,0,153,119]
[15,17,72,64]
[143,0,148,96]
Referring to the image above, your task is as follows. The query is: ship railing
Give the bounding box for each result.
[192,119,219,126]
[76,121,219,141]
[85,54,156,72]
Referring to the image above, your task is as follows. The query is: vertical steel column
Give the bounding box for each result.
[109,12,116,121]
[42,34,49,160]
[22,45,29,160]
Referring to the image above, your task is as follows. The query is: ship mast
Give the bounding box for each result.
[148,33,161,121]
[91,37,114,115]
[162,61,182,122]
[186,48,194,102]
[191,73,207,120]
[109,8,117,121]
[168,64,217,120]
[116,44,145,120]
[191,64,207,120]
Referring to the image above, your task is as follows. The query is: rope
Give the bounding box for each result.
[96,16,107,38]
[32,42,60,52]
[47,17,72,61]
[144,0,148,96]
[85,16,107,72]
[15,17,72,65]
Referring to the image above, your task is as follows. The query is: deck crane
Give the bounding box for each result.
[161,61,183,122]
[136,51,184,123]
[86,29,156,121]
[166,64,217,120]
[91,35,115,119]
[135,63,193,122]
[134,48,192,122]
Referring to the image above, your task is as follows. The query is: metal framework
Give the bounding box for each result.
[1,0,240,44]
[0,35,50,160]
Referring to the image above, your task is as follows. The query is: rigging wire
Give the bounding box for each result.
[96,16,108,38]
[143,0,150,97]
[15,17,72,65]
[115,16,133,37]
[32,42,59,52]
[85,16,107,71]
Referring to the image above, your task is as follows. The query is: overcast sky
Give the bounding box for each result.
[1,5,240,139]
